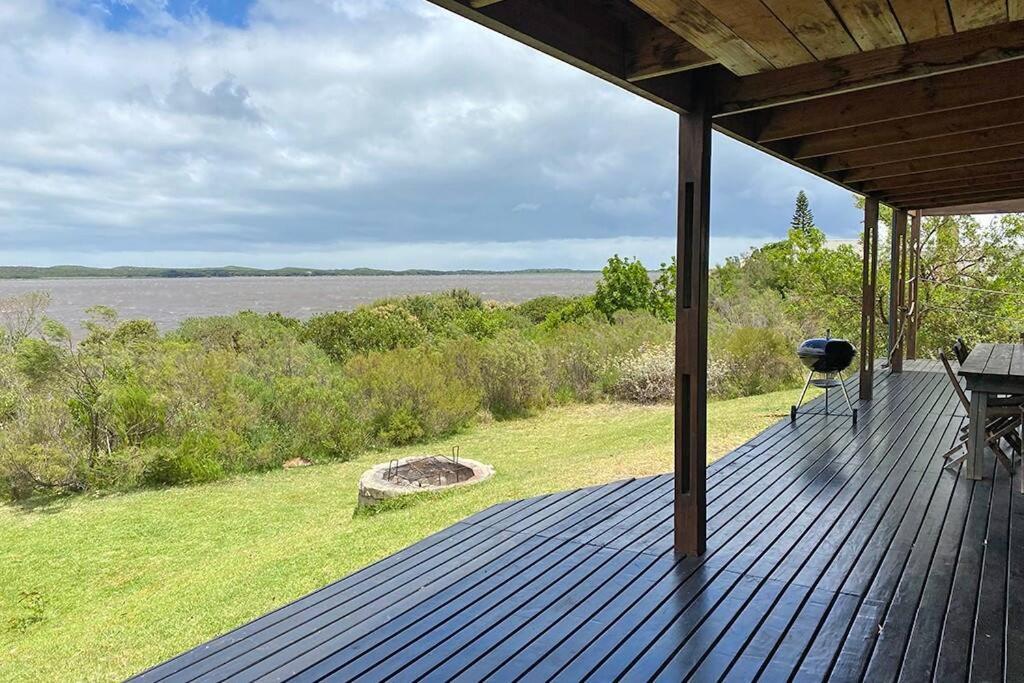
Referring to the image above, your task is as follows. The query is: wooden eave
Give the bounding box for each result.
[428,0,1024,212]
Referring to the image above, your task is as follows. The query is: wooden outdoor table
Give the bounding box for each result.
[957,343,1024,479]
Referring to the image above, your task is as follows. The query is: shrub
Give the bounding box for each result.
[537,311,673,401]
[346,345,481,446]
[480,331,547,418]
[516,296,573,324]
[542,296,600,329]
[263,375,365,461]
[176,312,299,353]
[302,305,426,362]
[720,326,801,397]
[144,431,226,486]
[13,338,62,384]
[613,343,674,403]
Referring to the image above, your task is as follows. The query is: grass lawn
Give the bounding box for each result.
[0,388,811,682]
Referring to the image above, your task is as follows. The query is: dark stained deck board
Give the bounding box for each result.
[133,361,1023,683]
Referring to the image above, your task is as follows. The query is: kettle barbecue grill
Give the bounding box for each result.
[791,330,858,425]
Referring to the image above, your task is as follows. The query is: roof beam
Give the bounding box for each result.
[922,198,1024,215]
[629,0,773,75]
[843,143,1024,182]
[745,59,1024,141]
[713,20,1024,115]
[880,174,1024,201]
[793,98,1024,159]
[428,0,698,114]
[857,159,1024,192]
[884,179,1024,204]
[822,123,1024,172]
[899,188,1024,210]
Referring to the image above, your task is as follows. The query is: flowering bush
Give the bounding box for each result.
[613,343,675,403]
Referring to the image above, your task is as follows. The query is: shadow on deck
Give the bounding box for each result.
[135,360,1023,682]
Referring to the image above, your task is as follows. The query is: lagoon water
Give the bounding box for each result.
[0,273,601,336]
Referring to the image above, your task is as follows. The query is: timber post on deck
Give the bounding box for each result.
[859,198,879,401]
[674,91,711,557]
[906,211,921,360]
[888,208,907,373]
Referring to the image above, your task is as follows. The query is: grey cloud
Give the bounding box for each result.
[0,0,861,268]
[164,70,263,122]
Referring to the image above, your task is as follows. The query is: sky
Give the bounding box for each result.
[0,0,864,270]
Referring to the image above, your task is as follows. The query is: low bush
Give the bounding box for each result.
[516,295,573,324]
[537,311,673,401]
[613,343,674,403]
[346,344,482,447]
[480,331,547,418]
[719,326,801,398]
[302,305,426,362]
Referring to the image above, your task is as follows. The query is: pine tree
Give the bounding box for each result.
[790,190,815,234]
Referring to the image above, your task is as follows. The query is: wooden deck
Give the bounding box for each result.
[135,360,1024,682]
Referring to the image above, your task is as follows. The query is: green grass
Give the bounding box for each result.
[0,388,811,682]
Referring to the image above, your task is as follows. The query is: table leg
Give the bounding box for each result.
[967,390,988,480]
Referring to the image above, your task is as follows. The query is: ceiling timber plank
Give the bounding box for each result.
[627,20,716,80]
[888,0,955,40]
[630,0,773,75]
[830,0,906,50]
[760,0,859,59]
[691,0,813,68]
[713,21,1024,115]
[948,0,1007,31]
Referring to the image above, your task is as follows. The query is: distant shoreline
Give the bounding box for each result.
[0,266,598,280]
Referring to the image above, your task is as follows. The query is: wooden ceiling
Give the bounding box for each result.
[430,0,1024,211]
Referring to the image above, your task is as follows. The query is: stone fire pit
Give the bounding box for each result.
[358,454,494,508]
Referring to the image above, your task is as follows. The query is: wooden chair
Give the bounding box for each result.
[952,337,970,365]
[938,351,1020,474]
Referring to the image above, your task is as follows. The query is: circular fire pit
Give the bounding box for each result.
[358,453,494,508]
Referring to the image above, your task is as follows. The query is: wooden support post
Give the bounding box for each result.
[895,209,907,372]
[906,211,921,360]
[859,198,879,400]
[888,208,907,373]
[674,100,711,557]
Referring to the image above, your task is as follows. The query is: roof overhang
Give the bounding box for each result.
[428,1,1024,212]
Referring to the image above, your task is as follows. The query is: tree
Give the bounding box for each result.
[594,255,676,322]
[790,190,815,234]
[594,255,655,321]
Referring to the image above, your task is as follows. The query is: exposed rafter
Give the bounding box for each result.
[793,98,1024,158]
[434,0,1024,214]
[713,20,1024,114]
[747,59,1024,141]
[822,123,1024,172]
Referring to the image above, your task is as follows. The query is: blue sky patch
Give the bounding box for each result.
[77,0,255,31]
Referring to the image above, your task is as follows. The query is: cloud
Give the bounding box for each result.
[0,0,862,269]
[162,70,263,122]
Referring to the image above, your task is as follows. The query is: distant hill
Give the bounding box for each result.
[0,265,595,280]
